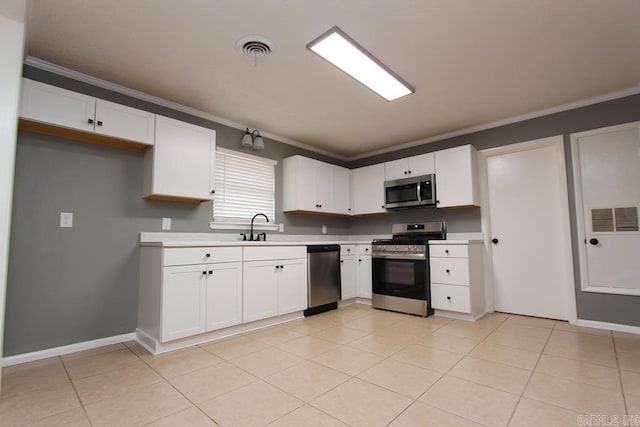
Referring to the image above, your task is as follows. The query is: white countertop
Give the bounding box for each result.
[139,232,484,247]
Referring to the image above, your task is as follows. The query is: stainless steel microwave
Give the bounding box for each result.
[384,174,436,209]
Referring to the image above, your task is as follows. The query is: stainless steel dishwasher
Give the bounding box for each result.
[304,245,341,316]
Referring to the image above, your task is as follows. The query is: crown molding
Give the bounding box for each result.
[347,84,640,161]
[23,56,348,161]
[24,57,640,164]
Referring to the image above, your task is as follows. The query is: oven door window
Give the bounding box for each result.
[386,184,418,204]
[372,258,428,300]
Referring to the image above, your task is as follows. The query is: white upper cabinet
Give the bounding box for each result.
[144,115,216,202]
[434,144,479,208]
[19,78,155,146]
[94,99,155,145]
[351,163,386,215]
[333,166,351,215]
[384,153,435,181]
[283,155,349,215]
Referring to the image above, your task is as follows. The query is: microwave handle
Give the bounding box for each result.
[416,181,422,203]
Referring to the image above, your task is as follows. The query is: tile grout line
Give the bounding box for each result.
[384,314,510,426]
[58,355,96,427]
[503,320,560,426]
[612,331,630,416]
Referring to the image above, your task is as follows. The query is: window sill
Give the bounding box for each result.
[208,221,282,232]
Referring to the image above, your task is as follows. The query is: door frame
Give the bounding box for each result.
[570,120,640,296]
[477,135,577,323]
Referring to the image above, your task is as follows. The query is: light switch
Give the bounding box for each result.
[60,212,73,228]
[162,217,171,230]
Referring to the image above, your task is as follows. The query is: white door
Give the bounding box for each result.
[277,258,308,314]
[408,153,435,176]
[484,136,574,320]
[314,161,334,212]
[206,262,242,331]
[161,265,207,342]
[351,164,386,215]
[572,122,640,294]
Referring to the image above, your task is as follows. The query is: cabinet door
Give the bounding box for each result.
[161,265,206,342]
[384,158,409,181]
[277,258,308,315]
[150,115,216,201]
[435,145,479,208]
[94,99,155,145]
[20,78,95,133]
[206,262,242,331]
[340,256,357,299]
[333,166,351,215]
[351,164,386,215]
[315,161,334,212]
[408,153,435,176]
[357,256,372,298]
[297,156,317,210]
[243,260,278,322]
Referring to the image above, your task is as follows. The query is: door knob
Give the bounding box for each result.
[589,238,599,245]
[491,238,499,244]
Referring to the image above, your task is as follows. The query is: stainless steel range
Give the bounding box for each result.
[372,221,446,317]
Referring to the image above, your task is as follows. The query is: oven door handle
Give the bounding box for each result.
[372,253,426,261]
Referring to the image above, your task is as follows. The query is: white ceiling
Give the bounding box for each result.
[25,0,640,159]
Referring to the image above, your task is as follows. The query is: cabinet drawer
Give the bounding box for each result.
[431,284,471,313]
[430,258,469,285]
[341,245,356,256]
[430,244,468,258]
[163,247,242,266]
[358,244,371,256]
[243,246,306,262]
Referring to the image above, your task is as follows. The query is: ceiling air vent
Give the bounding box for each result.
[237,36,273,62]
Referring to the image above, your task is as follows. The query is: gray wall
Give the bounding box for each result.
[5,67,640,356]
[351,94,640,328]
[4,68,350,356]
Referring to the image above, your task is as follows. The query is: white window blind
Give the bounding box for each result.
[213,148,276,221]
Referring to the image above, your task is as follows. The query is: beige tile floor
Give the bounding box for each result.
[1,304,639,426]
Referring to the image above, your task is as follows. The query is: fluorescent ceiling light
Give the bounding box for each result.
[307,26,414,102]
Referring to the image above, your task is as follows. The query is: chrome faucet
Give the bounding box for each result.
[249,213,269,241]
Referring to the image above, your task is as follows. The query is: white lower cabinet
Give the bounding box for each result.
[356,244,372,299]
[242,246,307,323]
[429,242,484,320]
[206,262,243,331]
[340,245,357,300]
[138,246,242,344]
[161,264,207,342]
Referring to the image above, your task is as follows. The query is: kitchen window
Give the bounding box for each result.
[212,147,276,224]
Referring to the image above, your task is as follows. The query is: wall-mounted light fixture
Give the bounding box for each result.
[241,128,265,151]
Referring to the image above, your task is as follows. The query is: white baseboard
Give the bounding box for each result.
[576,318,640,335]
[2,332,136,367]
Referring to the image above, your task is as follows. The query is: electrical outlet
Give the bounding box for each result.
[162,217,171,230]
[60,212,73,228]
[322,225,327,234]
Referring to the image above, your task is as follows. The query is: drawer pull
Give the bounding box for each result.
[445,249,449,254]
[208,270,213,275]
[447,296,451,300]
[446,269,450,273]
[202,271,207,275]
[205,253,211,258]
